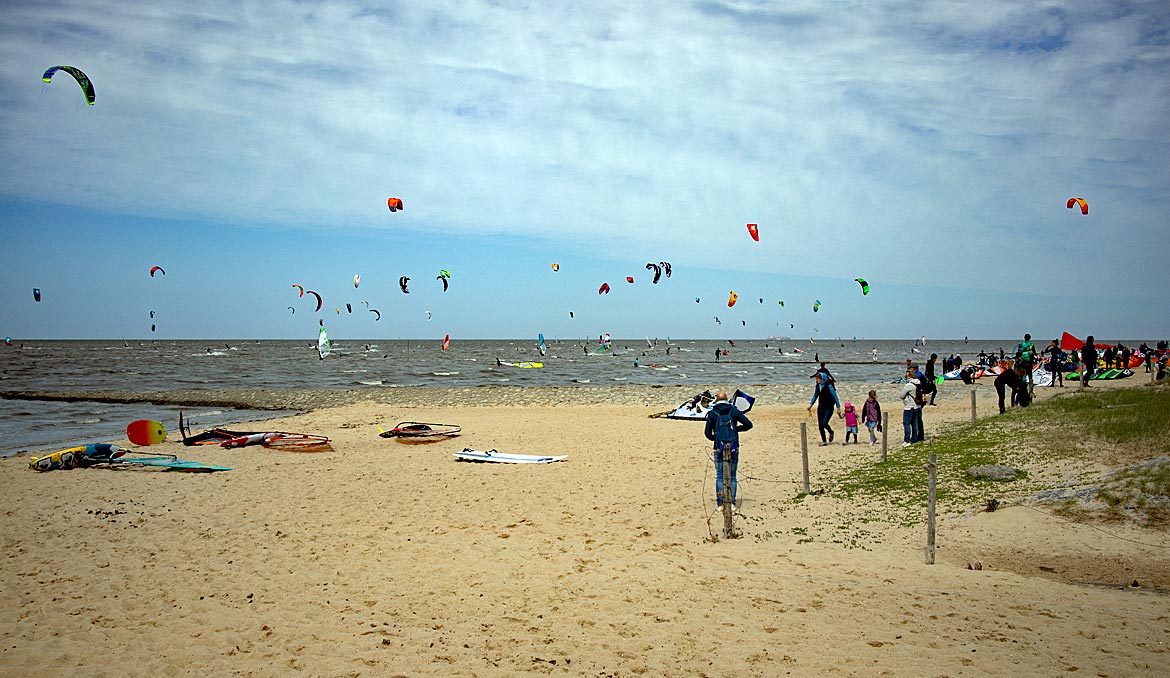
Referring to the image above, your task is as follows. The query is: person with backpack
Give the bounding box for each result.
[704,391,753,511]
[806,371,842,446]
[1015,333,1037,396]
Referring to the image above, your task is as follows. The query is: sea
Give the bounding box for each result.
[0,337,1095,454]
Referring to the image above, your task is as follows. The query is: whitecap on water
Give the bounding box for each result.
[432,372,459,376]
[358,380,383,386]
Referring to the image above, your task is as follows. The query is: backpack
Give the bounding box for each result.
[913,384,927,406]
[714,410,737,442]
[1019,342,1034,362]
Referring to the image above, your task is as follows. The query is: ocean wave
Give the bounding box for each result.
[358,380,383,386]
[432,372,459,376]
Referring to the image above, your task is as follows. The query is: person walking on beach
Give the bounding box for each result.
[899,366,922,447]
[861,390,882,446]
[1081,336,1098,385]
[807,372,842,446]
[842,401,859,445]
[704,391,752,511]
[1043,339,1065,387]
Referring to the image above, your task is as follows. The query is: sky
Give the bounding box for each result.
[1,1,1168,341]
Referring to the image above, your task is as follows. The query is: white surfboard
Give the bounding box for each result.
[454,449,567,464]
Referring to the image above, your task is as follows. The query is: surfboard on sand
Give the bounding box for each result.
[454,448,567,464]
[126,419,167,446]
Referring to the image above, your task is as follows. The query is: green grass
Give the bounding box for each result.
[824,383,1170,527]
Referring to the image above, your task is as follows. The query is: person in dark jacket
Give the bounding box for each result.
[806,372,843,445]
[994,366,1026,413]
[1081,336,1098,386]
[924,354,939,405]
[704,391,753,511]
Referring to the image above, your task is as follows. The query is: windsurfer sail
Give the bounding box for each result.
[318,326,331,359]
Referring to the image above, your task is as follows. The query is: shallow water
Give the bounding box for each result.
[0,337,1036,453]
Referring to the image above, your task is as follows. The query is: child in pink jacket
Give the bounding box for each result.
[842,401,859,444]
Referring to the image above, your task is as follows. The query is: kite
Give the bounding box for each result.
[437,269,451,292]
[742,320,747,326]
[778,300,785,307]
[646,262,662,284]
[695,297,700,303]
[569,311,574,318]
[151,324,156,332]
[33,288,41,302]
[149,310,155,318]
[387,197,404,212]
[1066,197,1088,215]
[150,266,165,277]
[626,276,634,283]
[551,263,559,272]
[746,223,759,241]
[813,299,821,312]
[354,274,361,288]
[42,66,95,105]
[292,284,304,297]
[345,303,352,313]
[425,311,433,321]
[288,306,295,314]
[306,290,323,312]
[438,276,449,292]
[399,276,410,293]
[714,317,721,324]
[660,262,672,278]
[727,291,738,307]
[759,298,764,304]
[855,278,869,295]
[598,283,610,294]
[369,309,381,321]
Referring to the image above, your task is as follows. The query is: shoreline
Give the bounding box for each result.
[4,380,965,412]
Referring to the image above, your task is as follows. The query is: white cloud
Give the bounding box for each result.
[2,0,1168,301]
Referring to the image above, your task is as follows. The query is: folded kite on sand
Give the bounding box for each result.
[454,448,567,464]
[379,422,462,438]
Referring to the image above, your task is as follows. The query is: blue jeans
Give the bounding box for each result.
[903,409,914,443]
[714,444,739,506]
[911,407,924,442]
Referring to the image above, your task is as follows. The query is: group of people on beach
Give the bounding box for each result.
[700,332,1170,511]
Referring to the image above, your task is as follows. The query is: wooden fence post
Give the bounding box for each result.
[926,453,937,565]
[880,411,888,462]
[800,422,810,495]
[970,389,977,425]
[721,443,734,538]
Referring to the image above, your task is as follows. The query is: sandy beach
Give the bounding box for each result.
[2,380,1168,676]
